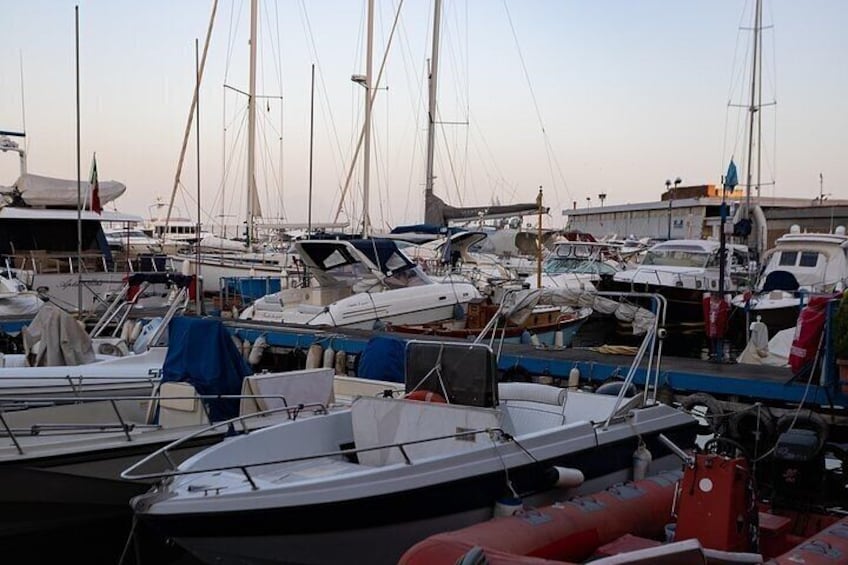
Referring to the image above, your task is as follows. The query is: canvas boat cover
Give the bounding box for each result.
[160,317,253,421]
[501,288,656,335]
[22,302,96,366]
[1,173,126,208]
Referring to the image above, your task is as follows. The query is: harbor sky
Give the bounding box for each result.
[1,0,846,231]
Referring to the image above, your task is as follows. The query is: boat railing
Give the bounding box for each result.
[0,391,325,457]
[0,372,162,398]
[121,423,509,486]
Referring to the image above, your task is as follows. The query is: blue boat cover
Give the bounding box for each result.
[356,334,407,383]
[160,317,253,421]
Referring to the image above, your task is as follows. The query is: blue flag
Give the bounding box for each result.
[723,159,738,191]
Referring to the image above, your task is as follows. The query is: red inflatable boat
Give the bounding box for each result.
[400,433,848,564]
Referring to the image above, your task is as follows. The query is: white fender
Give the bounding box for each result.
[305,344,323,369]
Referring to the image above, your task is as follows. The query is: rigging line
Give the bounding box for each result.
[296,0,350,215]
[500,1,567,203]
[331,0,406,224]
[222,0,243,88]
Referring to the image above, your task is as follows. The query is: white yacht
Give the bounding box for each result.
[731,225,848,333]
[605,239,751,329]
[239,238,481,329]
[0,133,167,315]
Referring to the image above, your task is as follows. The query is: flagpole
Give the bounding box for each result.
[75,5,83,317]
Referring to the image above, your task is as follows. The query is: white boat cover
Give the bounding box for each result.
[2,173,126,208]
[501,288,656,335]
[21,303,96,366]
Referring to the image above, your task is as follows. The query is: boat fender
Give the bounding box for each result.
[404,390,447,403]
[180,259,192,276]
[248,335,268,366]
[567,367,580,390]
[492,497,523,518]
[680,392,727,436]
[632,442,653,481]
[120,320,134,342]
[241,339,252,361]
[322,346,335,369]
[130,320,144,344]
[334,351,347,375]
[305,344,323,369]
[544,466,585,489]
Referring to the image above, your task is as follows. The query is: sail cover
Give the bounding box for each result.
[501,288,656,335]
[3,173,126,208]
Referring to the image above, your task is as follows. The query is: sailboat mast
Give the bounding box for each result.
[246,0,258,247]
[424,0,442,214]
[743,0,761,253]
[361,0,375,238]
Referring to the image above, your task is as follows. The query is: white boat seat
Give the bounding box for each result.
[240,368,335,417]
[156,382,209,428]
[351,395,503,467]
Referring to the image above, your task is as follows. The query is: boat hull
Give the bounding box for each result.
[134,424,696,565]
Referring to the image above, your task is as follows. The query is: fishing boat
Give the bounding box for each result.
[400,422,848,565]
[124,338,698,565]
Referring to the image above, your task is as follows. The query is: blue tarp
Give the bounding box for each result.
[160,317,253,421]
[356,334,407,383]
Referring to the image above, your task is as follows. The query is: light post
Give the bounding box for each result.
[598,193,606,208]
[666,177,682,240]
[585,196,591,208]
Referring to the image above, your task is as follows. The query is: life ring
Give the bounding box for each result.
[404,390,448,403]
[776,412,829,454]
[680,393,727,436]
[727,406,776,456]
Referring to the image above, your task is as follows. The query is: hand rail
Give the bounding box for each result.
[121,424,509,484]
[0,392,328,456]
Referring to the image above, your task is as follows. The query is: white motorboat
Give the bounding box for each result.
[0,311,404,547]
[125,339,699,565]
[0,273,193,401]
[604,239,751,329]
[731,225,848,334]
[239,238,481,329]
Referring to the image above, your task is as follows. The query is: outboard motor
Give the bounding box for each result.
[771,427,826,509]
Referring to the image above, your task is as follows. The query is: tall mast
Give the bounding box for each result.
[743,0,761,254]
[424,0,442,216]
[246,0,259,247]
[361,0,375,238]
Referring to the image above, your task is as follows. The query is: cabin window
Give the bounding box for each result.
[778,251,798,266]
[799,252,819,268]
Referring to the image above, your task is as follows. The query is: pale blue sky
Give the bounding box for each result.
[1,1,845,231]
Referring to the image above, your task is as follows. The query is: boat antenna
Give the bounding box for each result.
[75,4,83,318]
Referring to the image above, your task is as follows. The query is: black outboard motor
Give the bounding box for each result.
[771,427,826,509]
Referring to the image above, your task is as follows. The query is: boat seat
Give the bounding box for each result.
[240,368,335,417]
[351,395,503,467]
[156,382,210,428]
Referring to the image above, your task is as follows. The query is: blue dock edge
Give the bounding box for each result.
[226,297,848,410]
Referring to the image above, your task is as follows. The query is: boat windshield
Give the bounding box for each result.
[641,247,711,268]
[544,257,616,275]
